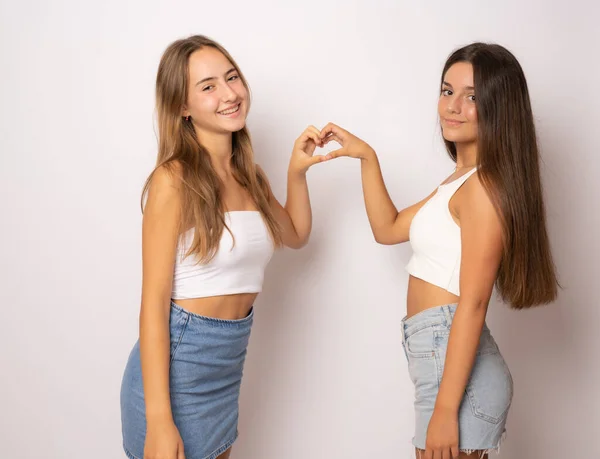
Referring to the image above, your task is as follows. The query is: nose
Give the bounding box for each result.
[446,95,461,114]
[221,82,238,103]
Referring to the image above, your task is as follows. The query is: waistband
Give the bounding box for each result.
[401,303,490,343]
[401,303,457,341]
[170,301,255,327]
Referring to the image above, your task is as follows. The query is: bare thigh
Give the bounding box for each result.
[415,449,489,459]
[216,447,232,459]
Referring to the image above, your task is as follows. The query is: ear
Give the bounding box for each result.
[181,105,190,118]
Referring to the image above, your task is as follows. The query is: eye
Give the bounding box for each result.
[202,85,214,92]
[467,94,476,101]
[228,74,239,81]
[441,89,453,96]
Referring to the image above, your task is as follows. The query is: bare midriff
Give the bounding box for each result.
[406,275,459,319]
[173,293,257,320]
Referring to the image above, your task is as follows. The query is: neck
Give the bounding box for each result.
[196,129,234,175]
[454,141,478,169]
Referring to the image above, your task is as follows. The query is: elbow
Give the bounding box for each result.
[373,234,388,245]
[372,227,387,244]
[371,222,403,245]
[458,297,490,314]
[373,234,387,245]
[373,231,398,245]
[287,234,310,250]
[140,293,172,321]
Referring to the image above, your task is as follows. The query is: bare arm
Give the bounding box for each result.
[359,153,436,244]
[139,165,180,421]
[321,122,434,244]
[270,171,313,249]
[138,164,186,458]
[264,125,329,249]
[425,173,504,458]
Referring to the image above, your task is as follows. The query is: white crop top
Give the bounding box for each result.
[171,211,275,300]
[405,167,478,296]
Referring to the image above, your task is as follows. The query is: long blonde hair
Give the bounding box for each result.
[142,35,282,262]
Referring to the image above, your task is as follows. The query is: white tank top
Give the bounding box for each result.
[405,167,478,296]
[171,211,275,300]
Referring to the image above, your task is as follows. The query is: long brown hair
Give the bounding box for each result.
[142,35,282,262]
[441,43,559,309]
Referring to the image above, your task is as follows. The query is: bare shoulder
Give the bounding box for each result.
[151,161,184,188]
[460,171,497,214]
[146,162,184,199]
[142,162,183,243]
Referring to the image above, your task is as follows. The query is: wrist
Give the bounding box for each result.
[287,167,308,179]
[433,401,459,416]
[360,147,377,161]
[145,405,174,425]
[146,414,175,427]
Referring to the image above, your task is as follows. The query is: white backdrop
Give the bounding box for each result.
[1,1,599,458]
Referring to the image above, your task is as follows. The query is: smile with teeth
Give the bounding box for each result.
[218,104,240,115]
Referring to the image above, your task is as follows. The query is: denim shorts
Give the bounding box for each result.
[401,304,513,454]
[120,302,254,459]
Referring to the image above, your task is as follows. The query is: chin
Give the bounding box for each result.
[442,132,460,142]
[224,119,247,133]
[442,131,475,144]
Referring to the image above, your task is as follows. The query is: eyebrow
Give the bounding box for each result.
[442,81,475,91]
[196,68,237,86]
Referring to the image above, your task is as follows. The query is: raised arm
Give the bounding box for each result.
[264,125,330,249]
[321,122,435,244]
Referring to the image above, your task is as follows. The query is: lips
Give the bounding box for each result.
[443,118,464,127]
[218,104,240,116]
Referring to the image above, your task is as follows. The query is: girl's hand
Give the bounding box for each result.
[320,122,376,161]
[288,125,330,176]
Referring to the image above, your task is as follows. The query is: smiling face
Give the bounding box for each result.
[182,46,249,136]
[438,62,478,146]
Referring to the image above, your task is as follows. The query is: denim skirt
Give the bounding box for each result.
[120,302,254,459]
[401,304,513,454]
